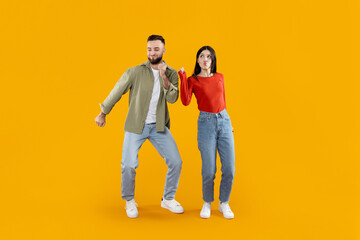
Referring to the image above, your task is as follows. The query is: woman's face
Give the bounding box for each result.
[197,49,212,71]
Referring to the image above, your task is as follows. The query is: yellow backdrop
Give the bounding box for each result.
[1,0,359,239]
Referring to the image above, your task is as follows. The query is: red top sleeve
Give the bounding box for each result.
[178,70,194,106]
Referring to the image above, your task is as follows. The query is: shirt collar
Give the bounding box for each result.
[141,60,168,70]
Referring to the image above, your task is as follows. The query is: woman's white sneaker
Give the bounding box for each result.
[125,199,138,218]
[161,198,184,213]
[219,202,234,219]
[200,202,211,218]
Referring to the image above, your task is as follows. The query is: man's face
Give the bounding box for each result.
[147,40,165,64]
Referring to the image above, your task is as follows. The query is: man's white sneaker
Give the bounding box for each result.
[219,202,234,219]
[161,198,184,213]
[125,199,138,218]
[200,202,211,219]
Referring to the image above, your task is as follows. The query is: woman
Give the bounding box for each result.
[178,46,235,219]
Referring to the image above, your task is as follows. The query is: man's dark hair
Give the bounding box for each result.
[147,35,165,45]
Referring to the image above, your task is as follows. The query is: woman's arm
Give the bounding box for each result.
[178,68,193,106]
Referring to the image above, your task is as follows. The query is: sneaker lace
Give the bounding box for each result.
[222,203,232,213]
[203,203,211,210]
[167,199,180,207]
[125,200,138,210]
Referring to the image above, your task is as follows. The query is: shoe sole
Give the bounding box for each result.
[126,211,138,218]
[126,209,138,218]
[161,202,184,213]
[200,213,210,219]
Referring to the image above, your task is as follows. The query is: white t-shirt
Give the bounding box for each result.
[145,68,161,124]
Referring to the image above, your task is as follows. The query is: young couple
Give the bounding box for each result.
[95,35,235,219]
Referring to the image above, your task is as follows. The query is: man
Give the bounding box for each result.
[95,35,183,218]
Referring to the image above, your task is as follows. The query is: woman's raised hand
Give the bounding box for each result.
[179,67,185,73]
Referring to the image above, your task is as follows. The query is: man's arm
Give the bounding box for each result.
[100,69,132,114]
[161,68,179,104]
[159,62,170,90]
[95,69,132,127]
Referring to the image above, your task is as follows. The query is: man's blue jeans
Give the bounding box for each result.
[121,124,182,201]
[197,109,235,203]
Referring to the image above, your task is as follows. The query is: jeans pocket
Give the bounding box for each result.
[198,115,208,122]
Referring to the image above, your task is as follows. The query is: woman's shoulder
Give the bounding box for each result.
[188,75,198,82]
[215,72,224,79]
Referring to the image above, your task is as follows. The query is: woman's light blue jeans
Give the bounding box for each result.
[197,109,235,203]
[121,124,182,201]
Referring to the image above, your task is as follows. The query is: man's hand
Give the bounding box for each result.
[95,112,106,127]
[158,61,170,90]
[179,67,185,73]
[158,62,167,77]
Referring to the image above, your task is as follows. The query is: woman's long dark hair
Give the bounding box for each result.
[192,46,217,80]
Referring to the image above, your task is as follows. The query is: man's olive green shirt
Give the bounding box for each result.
[100,61,179,134]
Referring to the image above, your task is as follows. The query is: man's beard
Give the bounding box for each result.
[148,55,163,64]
